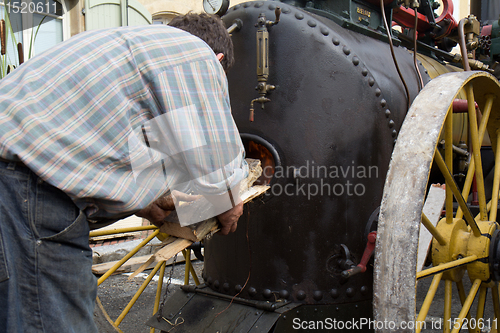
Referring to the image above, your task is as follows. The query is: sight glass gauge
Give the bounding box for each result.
[203,0,229,17]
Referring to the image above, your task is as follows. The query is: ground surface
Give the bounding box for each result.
[95,261,497,333]
[95,260,204,333]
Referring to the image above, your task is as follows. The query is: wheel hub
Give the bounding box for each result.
[432,218,498,282]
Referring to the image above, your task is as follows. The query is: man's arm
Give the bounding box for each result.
[204,182,243,235]
[136,188,243,235]
[216,201,243,235]
[144,60,247,234]
[136,191,198,227]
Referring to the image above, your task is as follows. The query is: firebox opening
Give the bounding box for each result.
[241,134,279,186]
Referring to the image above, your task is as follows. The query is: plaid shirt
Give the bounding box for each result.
[0,25,247,220]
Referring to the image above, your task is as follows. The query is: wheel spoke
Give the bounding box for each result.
[434,151,481,236]
[444,280,452,333]
[456,280,475,333]
[422,213,447,246]
[490,134,500,221]
[445,110,454,224]
[493,284,500,328]
[417,255,478,280]
[475,286,487,333]
[416,273,443,333]
[466,84,488,220]
[451,279,482,333]
[456,94,495,221]
[478,94,495,139]
[374,72,500,333]
[477,201,493,220]
[456,157,476,220]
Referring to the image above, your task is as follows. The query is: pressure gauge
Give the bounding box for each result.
[203,0,230,17]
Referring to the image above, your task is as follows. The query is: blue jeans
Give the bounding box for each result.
[0,160,97,332]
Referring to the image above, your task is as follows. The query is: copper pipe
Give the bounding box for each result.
[458,18,471,71]
[381,0,411,110]
[413,8,424,90]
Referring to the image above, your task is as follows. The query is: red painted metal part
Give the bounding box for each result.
[341,231,377,278]
[453,99,479,113]
[392,0,458,40]
[358,231,377,273]
[393,7,432,32]
[481,25,492,37]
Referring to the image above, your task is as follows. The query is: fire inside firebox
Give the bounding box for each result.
[243,140,275,185]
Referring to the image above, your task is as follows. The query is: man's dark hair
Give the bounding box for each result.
[169,13,234,71]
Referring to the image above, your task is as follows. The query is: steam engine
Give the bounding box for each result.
[153,0,500,331]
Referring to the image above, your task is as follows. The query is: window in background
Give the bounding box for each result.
[152,12,177,25]
[0,0,67,65]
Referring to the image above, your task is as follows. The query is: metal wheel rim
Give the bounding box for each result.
[374,71,500,332]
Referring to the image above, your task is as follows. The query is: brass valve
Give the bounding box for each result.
[249,7,280,122]
[463,15,480,52]
[401,0,420,9]
[227,19,243,35]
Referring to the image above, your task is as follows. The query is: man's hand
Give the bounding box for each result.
[217,201,243,235]
[136,191,199,227]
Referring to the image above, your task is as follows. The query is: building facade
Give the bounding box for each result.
[0,0,497,64]
[0,0,151,67]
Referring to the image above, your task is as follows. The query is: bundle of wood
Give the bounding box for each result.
[129,158,269,278]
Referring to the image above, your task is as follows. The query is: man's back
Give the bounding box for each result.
[0,25,239,219]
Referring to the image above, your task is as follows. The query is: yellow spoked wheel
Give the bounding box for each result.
[90,225,200,333]
[374,71,500,332]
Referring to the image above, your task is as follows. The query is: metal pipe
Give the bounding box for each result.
[151,261,167,333]
[183,249,190,286]
[97,229,160,286]
[458,18,471,71]
[181,284,279,311]
[115,260,164,326]
[90,225,157,237]
[227,19,243,34]
[413,8,424,90]
[380,0,411,110]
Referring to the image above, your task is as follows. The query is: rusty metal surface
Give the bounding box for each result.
[373,71,500,332]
